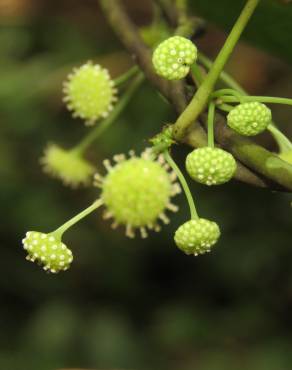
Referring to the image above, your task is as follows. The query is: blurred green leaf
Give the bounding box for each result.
[192,0,292,63]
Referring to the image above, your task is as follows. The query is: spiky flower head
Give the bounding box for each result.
[152,36,197,80]
[41,144,96,188]
[186,147,237,186]
[94,150,181,238]
[63,62,117,125]
[22,231,73,273]
[227,102,272,136]
[174,219,220,256]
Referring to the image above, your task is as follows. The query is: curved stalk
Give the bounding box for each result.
[53,199,103,239]
[207,102,215,148]
[220,95,292,107]
[72,73,144,155]
[164,150,199,220]
[198,52,246,94]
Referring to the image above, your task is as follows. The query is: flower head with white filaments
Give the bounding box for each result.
[63,61,118,126]
[94,149,181,238]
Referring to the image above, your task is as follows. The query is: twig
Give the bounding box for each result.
[99,0,187,114]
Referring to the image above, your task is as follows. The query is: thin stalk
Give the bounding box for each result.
[220,95,292,106]
[53,199,103,238]
[216,103,234,112]
[199,62,292,152]
[191,63,204,87]
[164,150,199,220]
[173,0,260,140]
[198,52,245,94]
[72,73,144,155]
[207,102,215,148]
[211,88,244,102]
[268,124,292,152]
[114,65,140,87]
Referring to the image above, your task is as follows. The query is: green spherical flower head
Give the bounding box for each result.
[227,102,271,136]
[41,144,96,188]
[22,231,73,273]
[96,151,180,238]
[152,36,197,80]
[63,62,117,125]
[174,219,220,256]
[186,147,236,186]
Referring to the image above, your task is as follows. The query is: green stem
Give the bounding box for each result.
[268,124,292,152]
[72,73,144,155]
[220,95,292,106]
[191,63,204,87]
[173,0,260,140]
[216,103,234,112]
[164,150,199,220]
[199,53,292,153]
[114,65,140,86]
[211,88,244,102]
[207,102,215,148]
[53,199,103,239]
[175,0,187,21]
[198,52,246,94]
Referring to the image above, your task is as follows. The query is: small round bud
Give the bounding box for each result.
[152,36,197,80]
[174,219,220,256]
[227,102,271,136]
[186,147,237,186]
[22,231,73,273]
[41,144,96,188]
[63,62,117,125]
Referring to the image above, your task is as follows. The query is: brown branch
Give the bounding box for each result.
[99,0,187,114]
[213,116,292,190]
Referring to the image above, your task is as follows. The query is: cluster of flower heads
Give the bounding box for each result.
[150,35,286,257]
[23,148,184,272]
[41,61,119,187]
[23,35,291,275]
[152,36,274,138]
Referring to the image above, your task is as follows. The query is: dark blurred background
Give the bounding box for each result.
[0,1,292,369]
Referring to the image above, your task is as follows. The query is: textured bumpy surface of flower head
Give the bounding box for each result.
[95,151,180,238]
[63,62,117,125]
[174,219,220,256]
[22,231,73,273]
[152,36,197,80]
[41,144,96,187]
[227,102,271,136]
[186,147,237,185]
